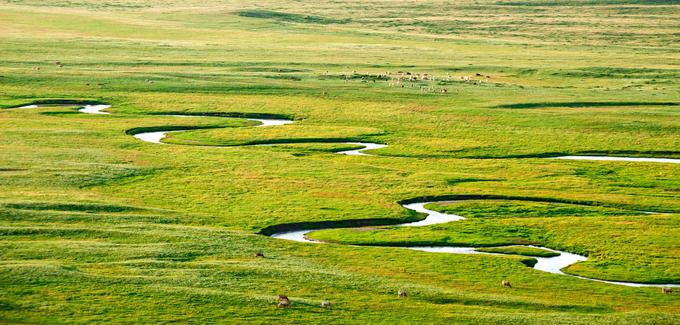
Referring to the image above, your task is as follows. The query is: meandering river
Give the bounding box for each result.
[13,102,679,288]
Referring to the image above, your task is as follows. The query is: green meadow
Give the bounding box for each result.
[1,0,679,323]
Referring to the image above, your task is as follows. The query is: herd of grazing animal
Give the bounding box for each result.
[38,64,485,92]
[262,244,673,310]
[273,282,673,309]
[338,69,492,94]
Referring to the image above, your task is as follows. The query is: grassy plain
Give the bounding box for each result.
[0,0,679,323]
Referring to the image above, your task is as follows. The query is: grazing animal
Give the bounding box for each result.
[662,287,673,294]
[277,295,291,308]
[502,280,512,288]
[255,252,265,258]
[398,289,408,297]
[321,300,331,308]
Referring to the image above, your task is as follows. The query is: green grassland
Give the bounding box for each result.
[308,198,680,283]
[1,0,679,323]
[474,246,561,258]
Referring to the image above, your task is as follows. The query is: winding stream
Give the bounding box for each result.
[337,142,388,156]
[13,102,680,288]
[271,201,679,288]
[131,114,294,144]
[130,112,386,155]
[17,103,112,114]
[78,104,111,115]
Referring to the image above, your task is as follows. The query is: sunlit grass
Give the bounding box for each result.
[0,0,679,323]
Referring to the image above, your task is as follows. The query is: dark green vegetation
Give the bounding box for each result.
[0,0,679,323]
[236,9,351,25]
[309,199,680,283]
[495,101,679,109]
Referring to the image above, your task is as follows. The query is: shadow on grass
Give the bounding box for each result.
[236,9,351,24]
[3,202,141,213]
[241,137,385,147]
[260,193,674,236]
[149,111,294,120]
[495,101,678,109]
[258,216,422,236]
[427,294,611,313]
[446,177,504,185]
[464,150,680,159]
[125,125,223,136]
[398,194,676,212]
